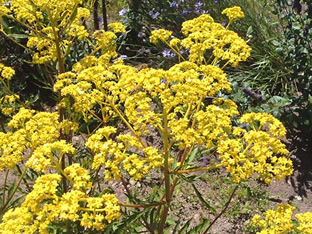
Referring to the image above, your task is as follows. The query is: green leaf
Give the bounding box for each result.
[172,220,181,234]
[7,34,28,39]
[164,218,177,234]
[268,96,292,107]
[188,218,210,233]
[112,210,147,233]
[246,26,253,35]
[192,184,217,214]
[179,218,193,233]
[184,147,198,166]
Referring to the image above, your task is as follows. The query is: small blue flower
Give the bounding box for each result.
[170,52,176,58]
[170,1,177,7]
[195,1,203,9]
[162,49,171,57]
[119,8,127,16]
[149,11,160,19]
[119,55,127,60]
[182,9,191,15]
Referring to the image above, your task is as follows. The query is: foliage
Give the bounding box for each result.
[270,0,312,137]
[0,1,308,233]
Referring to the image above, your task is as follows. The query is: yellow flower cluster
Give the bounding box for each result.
[0,169,121,232]
[0,108,60,171]
[0,63,15,80]
[150,29,173,44]
[108,22,126,34]
[150,8,251,67]
[54,10,292,186]
[0,94,19,116]
[0,129,27,171]
[86,126,163,180]
[251,204,312,233]
[296,212,312,233]
[218,113,293,183]
[1,0,90,63]
[222,6,245,21]
[26,140,76,173]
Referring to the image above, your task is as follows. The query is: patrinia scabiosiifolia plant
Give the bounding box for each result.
[0,2,304,233]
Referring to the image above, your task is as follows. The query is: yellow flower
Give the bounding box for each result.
[222,6,245,21]
[252,204,312,233]
[150,29,173,44]
[296,212,312,233]
[0,63,15,80]
[108,22,126,33]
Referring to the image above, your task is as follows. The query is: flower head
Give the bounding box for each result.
[222,6,245,21]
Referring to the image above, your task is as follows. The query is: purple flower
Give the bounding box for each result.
[214,0,218,3]
[162,49,176,57]
[170,1,177,7]
[119,55,127,60]
[119,8,127,16]
[195,1,203,9]
[149,11,160,19]
[222,22,226,27]
[145,48,151,54]
[138,32,143,38]
[182,9,191,15]
[162,49,171,57]
[240,124,248,129]
[201,10,209,14]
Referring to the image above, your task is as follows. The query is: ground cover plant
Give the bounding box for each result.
[0,0,312,233]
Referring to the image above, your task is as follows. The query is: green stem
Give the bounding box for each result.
[102,98,148,148]
[203,183,240,233]
[2,169,9,207]
[49,155,73,185]
[0,79,27,108]
[164,41,186,61]
[2,167,27,211]
[171,163,223,174]
[158,108,171,234]
[0,29,28,50]
[6,15,49,40]
[16,164,31,192]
